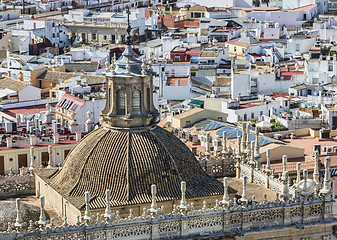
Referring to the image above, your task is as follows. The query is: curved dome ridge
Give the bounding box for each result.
[44,126,230,209]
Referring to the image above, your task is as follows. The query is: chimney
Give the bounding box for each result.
[30,135,37,146]
[74,69,78,74]
[75,131,82,142]
[6,137,12,148]
[53,133,59,144]
[7,70,11,78]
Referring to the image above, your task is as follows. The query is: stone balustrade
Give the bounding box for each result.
[0,181,334,240]
[0,171,35,199]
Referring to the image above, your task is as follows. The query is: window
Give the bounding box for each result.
[296,44,300,51]
[260,111,263,116]
[234,46,237,52]
[132,90,141,115]
[251,113,254,120]
[116,90,125,115]
[244,114,247,121]
[104,35,107,40]
[285,101,288,107]
[92,33,96,40]
[218,117,222,122]
[146,87,151,111]
[186,121,191,126]
[174,56,180,61]
[242,48,245,54]
[329,64,333,71]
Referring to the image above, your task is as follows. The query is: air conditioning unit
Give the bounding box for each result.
[52,123,61,134]
[322,146,329,155]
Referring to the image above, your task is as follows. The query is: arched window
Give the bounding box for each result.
[116,89,125,115]
[146,87,151,111]
[132,89,141,115]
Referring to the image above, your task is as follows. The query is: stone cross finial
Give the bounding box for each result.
[239,176,250,207]
[313,150,320,184]
[282,155,287,180]
[103,189,114,220]
[281,171,292,202]
[177,181,189,213]
[38,196,48,228]
[266,148,271,170]
[83,192,93,223]
[126,58,130,76]
[296,162,301,184]
[320,156,332,197]
[29,147,34,170]
[148,184,161,216]
[47,145,53,168]
[14,198,25,228]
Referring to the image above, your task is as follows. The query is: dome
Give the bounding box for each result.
[0,201,49,231]
[45,126,230,209]
[296,179,317,194]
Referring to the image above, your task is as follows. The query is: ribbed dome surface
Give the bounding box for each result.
[48,126,228,208]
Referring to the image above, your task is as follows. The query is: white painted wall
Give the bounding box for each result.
[18,85,41,102]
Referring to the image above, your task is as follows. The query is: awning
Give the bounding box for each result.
[188,99,204,108]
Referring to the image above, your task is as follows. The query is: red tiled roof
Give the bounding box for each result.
[5,103,57,116]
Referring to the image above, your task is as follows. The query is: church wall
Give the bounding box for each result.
[36,173,234,224]
[238,223,335,240]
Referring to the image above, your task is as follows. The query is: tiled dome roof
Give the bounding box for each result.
[45,126,232,209]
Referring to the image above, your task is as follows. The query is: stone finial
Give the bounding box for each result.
[103,189,114,220]
[105,59,110,73]
[282,155,287,180]
[266,148,271,171]
[296,162,301,184]
[29,147,34,170]
[254,128,262,160]
[38,196,48,228]
[303,169,309,193]
[111,53,116,75]
[320,156,332,197]
[148,184,161,216]
[281,171,292,202]
[14,198,26,228]
[220,177,232,208]
[313,150,320,184]
[83,192,93,223]
[239,176,250,207]
[47,145,53,168]
[141,57,147,75]
[222,132,229,155]
[177,181,189,213]
[241,123,246,151]
[126,58,130,75]
[237,136,242,155]
[246,123,251,143]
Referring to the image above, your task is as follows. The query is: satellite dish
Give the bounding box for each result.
[39,113,47,124]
